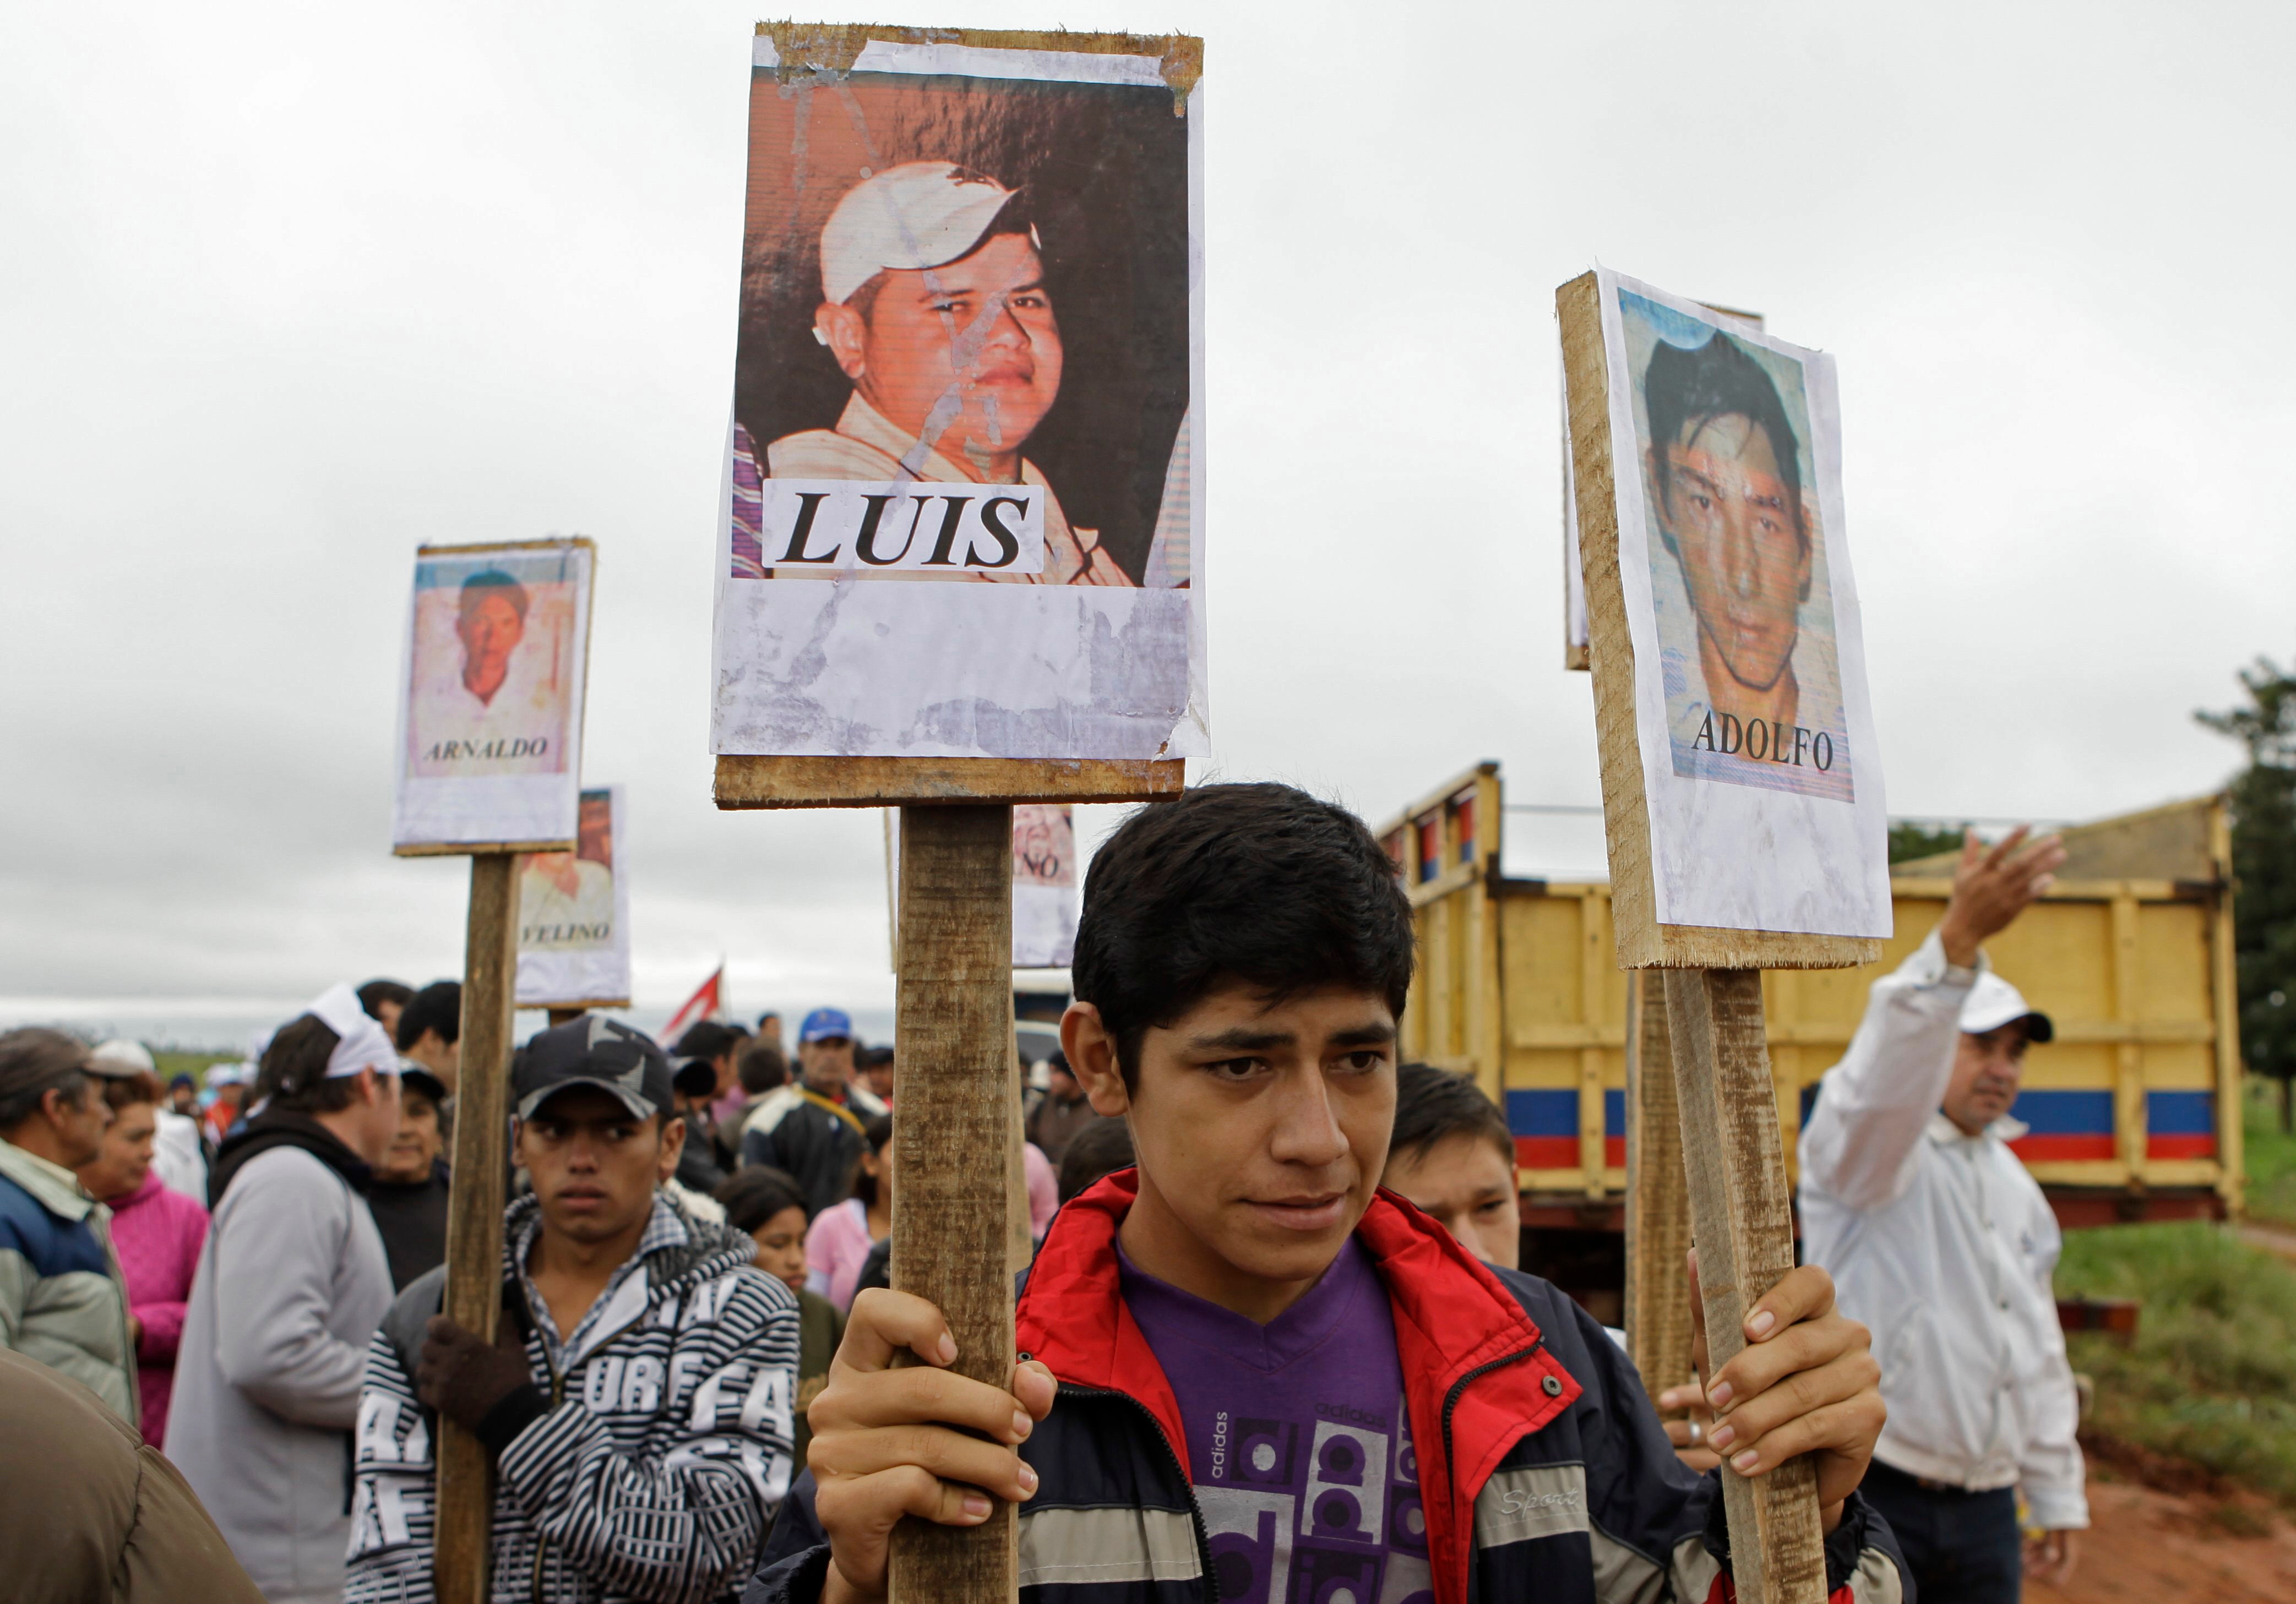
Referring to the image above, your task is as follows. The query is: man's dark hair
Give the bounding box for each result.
[737,1041,788,1096]
[1071,784,1415,1086]
[1057,1115,1135,1204]
[0,1028,93,1130]
[356,979,414,1021]
[857,1045,894,1071]
[673,1022,746,1064]
[716,1164,812,1231]
[1390,1061,1513,1170]
[850,1113,893,1207]
[99,1072,162,1113]
[395,981,461,1052]
[255,1015,362,1115]
[458,569,530,621]
[1642,330,1807,556]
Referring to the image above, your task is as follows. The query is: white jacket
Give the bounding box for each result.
[1797,929,2088,1529]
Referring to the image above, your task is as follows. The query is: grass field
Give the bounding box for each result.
[2056,1219,2296,1507]
[152,1048,242,1085]
[2244,1074,2296,1227]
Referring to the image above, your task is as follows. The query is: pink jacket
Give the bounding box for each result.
[104,1170,208,1449]
[805,1199,880,1312]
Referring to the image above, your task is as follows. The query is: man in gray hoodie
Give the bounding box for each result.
[171,985,402,1604]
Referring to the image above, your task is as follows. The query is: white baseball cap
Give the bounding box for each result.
[818,161,1029,306]
[1960,970,2054,1043]
[90,1039,158,1074]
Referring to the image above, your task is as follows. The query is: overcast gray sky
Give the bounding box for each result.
[5,2,2290,1043]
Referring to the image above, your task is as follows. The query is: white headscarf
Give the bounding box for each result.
[305,983,400,1082]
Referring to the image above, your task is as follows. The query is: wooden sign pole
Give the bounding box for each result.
[1663,969,1824,1602]
[433,850,523,1604]
[1623,970,1693,1407]
[890,804,1019,1597]
[717,754,1180,1602]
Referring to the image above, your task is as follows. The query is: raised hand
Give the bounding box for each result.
[1935,826,2068,967]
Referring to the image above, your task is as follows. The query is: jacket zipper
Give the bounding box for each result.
[1052,1382,1222,1601]
[1438,1343,1538,1597]
[529,1359,563,1604]
[524,1306,652,1604]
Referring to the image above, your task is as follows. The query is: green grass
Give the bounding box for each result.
[151,1049,240,1087]
[2244,1074,2296,1227]
[2055,1220,2296,1506]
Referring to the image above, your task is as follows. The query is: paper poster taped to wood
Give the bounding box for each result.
[884,800,1079,967]
[1010,803,1078,967]
[392,539,593,853]
[714,28,1206,762]
[516,786,630,1007]
[1571,270,1888,940]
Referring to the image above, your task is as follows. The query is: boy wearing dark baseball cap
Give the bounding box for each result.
[347,1015,802,1604]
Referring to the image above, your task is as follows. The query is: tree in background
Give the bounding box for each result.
[1887,820,1969,865]
[2197,657,2296,1132]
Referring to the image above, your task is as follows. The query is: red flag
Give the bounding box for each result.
[661,965,724,1046]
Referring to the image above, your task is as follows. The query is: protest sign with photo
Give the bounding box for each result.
[884,799,1079,968]
[1568,270,1888,942]
[515,785,630,1008]
[391,539,594,853]
[712,31,1205,762]
[1010,803,1077,967]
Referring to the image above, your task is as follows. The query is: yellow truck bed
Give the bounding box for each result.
[1378,765,2243,1232]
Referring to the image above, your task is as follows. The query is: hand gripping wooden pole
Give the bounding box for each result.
[1662,969,1826,1603]
[891,804,1019,1601]
[717,753,1178,1604]
[432,852,521,1604]
[1623,970,1693,1407]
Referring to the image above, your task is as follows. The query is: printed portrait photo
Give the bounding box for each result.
[405,551,580,781]
[519,788,615,952]
[728,66,1190,588]
[1011,802,1076,890]
[1010,802,1079,969]
[1622,292,1854,804]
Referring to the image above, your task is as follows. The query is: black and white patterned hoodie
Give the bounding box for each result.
[347,1192,799,1604]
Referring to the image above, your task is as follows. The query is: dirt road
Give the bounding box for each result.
[2024,1474,2296,1604]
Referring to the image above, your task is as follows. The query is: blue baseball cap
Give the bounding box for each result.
[800,1007,853,1044]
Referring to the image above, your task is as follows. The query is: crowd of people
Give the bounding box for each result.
[0,783,2087,1604]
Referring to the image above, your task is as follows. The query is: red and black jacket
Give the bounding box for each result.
[749,1171,1906,1604]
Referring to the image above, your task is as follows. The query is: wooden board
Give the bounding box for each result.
[1664,969,1826,1604]
[715,755,1183,810]
[1555,271,1878,974]
[890,804,1020,1600]
[395,838,575,859]
[1624,970,1693,1407]
[433,852,521,1604]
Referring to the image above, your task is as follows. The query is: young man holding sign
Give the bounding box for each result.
[752,785,1905,1604]
[347,1016,798,1604]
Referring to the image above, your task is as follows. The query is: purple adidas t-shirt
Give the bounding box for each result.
[1119,1237,1435,1604]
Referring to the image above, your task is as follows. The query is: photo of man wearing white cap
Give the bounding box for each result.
[1796,827,2088,1602]
[714,54,1197,761]
[750,160,1128,587]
